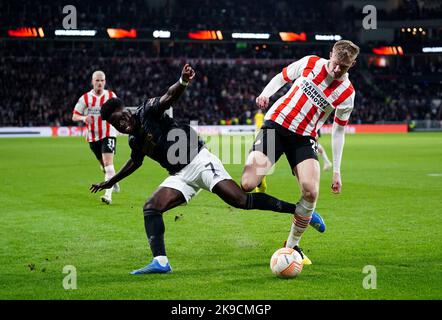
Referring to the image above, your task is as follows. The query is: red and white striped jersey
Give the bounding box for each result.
[265,55,355,137]
[73,89,118,142]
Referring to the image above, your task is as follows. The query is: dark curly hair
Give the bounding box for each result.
[101,98,124,120]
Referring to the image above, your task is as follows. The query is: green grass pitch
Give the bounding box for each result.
[1,133,441,299]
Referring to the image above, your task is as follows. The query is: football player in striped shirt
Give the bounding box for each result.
[241,40,359,264]
[72,71,120,205]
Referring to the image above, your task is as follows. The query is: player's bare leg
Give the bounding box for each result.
[101,153,117,204]
[241,151,273,192]
[285,158,321,265]
[131,187,186,274]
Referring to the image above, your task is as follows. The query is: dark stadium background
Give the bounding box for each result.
[1,0,441,130]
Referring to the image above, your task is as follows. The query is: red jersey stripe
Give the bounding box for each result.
[108,90,113,98]
[98,95,106,139]
[99,95,105,106]
[302,56,320,77]
[270,86,299,122]
[295,105,319,135]
[332,84,354,108]
[281,93,308,129]
[83,93,88,107]
[334,117,348,126]
[73,110,82,116]
[90,119,96,141]
[98,118,103,139]
[311,111,326,137]
[282,67,291,82]
[312,65,328,85]
[323,80,343,97]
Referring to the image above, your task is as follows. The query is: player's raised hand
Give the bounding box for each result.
[256,96,269,109]
[331,172,342,194]
[181,64,196,83]
[90,181,113,193]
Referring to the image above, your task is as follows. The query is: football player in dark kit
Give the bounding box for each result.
[91,64,325,274]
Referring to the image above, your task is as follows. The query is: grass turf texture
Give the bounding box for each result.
[0,133,441,300]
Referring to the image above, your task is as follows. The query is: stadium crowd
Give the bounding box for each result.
[1,45,441,127]
[0,0,347,33]
[1,0,441,127]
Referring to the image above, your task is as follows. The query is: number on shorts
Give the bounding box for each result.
[107,139,115,151]
[205,162,219,178]
[310,139,318,154]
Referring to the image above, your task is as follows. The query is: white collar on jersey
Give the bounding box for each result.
[90,89,106,98]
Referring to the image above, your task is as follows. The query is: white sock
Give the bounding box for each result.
[154,255,169,266]
[286,198,315,248]
[104,165,116,197]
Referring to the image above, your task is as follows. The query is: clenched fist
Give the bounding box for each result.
[256,96,269,109]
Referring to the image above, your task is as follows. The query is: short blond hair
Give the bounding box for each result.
[333,40,360,60]
[92,70,105,80]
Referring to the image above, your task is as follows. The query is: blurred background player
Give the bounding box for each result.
[253,109,267,192]
[241,40,359,263]
[72,71,120,205]
[317,130,332,171]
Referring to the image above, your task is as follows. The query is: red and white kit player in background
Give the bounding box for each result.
[241,40,359,262]
[72,70,120,205]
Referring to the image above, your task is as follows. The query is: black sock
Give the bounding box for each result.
[246,193,296,214]
[143,208,166,257]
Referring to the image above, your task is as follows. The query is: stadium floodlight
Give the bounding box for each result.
[153,30,171,39]
[422,47,442,53]
[279,32,307,42]
[231,33,270,40]
[107,28,137,39]
[372,46,404,55]
[188,30,223,40]
[8,27,44,38]
[54,29,97,36]
[315,34,342,41]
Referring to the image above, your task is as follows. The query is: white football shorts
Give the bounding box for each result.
[159,148,232,202]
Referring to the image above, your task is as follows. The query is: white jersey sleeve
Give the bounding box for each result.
[334,91,355,126]
[281,55,313,82]
[73,95,87,116]
[260,55,313,99]
[332,89,355,172]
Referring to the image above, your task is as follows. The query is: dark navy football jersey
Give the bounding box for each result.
[128,97,205,174]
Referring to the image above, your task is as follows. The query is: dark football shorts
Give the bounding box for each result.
[89,137,116,161]
[251,120,318,171]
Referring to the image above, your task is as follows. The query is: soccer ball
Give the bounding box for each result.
[270,247,303,278]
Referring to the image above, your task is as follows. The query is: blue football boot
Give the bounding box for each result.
[130,259,172,275]
[309,211,326,233]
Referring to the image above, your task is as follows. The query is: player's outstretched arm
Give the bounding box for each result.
[256,73,287,109]
[157,64,195,113]
[90,158,142,193]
